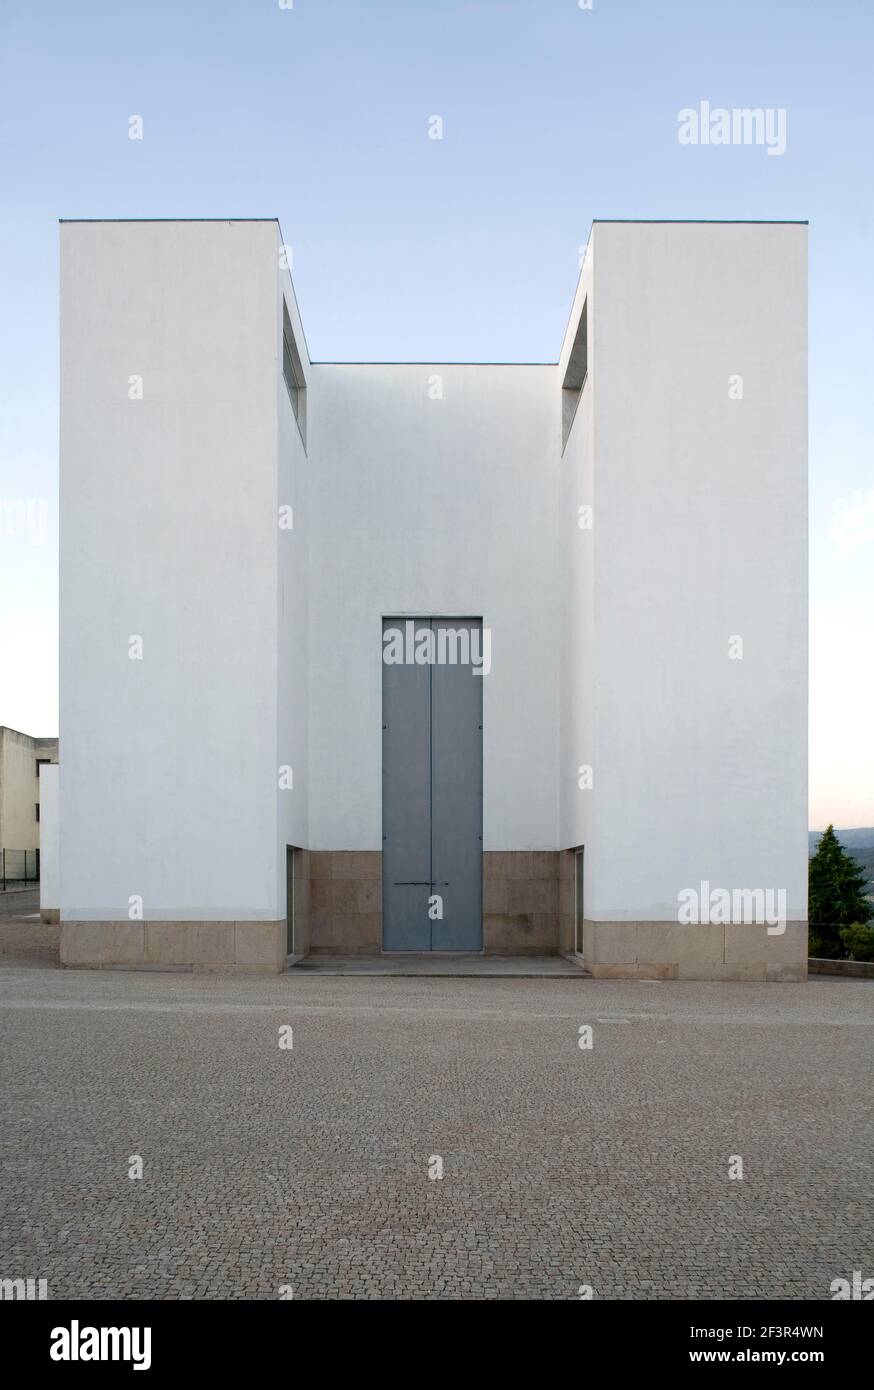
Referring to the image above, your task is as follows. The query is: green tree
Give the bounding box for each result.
[808,825,873,958]
[839,922,874,963]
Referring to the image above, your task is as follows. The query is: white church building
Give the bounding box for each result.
[56,217,808,978]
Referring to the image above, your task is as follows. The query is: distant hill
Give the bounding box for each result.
[809,828,874,852]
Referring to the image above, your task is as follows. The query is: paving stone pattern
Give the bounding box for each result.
[1,921,872,1300]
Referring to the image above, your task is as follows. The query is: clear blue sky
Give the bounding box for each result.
[1,0,872,826]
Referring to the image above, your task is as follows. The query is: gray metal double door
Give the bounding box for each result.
[382,617,483,951]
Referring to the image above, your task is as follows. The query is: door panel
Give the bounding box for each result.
[382,627,432,951]
[430,620,483,951]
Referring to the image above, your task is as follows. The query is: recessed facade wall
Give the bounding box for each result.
[308,362,560,854]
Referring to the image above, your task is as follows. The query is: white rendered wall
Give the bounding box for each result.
[308,363,561,851]
[60,221,281,920]
[58,218,807,929]
[276,246,310,912]
[589,221,808,920]
[39,763,59,911]
[558,244,595,910]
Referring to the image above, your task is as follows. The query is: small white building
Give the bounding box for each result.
[57,218,808,978]
[0,726,58,877]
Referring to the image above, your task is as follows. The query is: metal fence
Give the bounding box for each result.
[1,849,40,887]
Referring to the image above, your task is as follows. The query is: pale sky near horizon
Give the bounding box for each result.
[1,0,872,829]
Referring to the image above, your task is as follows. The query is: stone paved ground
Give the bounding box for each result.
[1,920,873,1300]
[0,886,39,918]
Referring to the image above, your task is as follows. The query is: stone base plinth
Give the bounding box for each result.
[581,920,808,981]
[483,852,561,954]
[306,850,566,955]
[60,920,286,973]
[309,852,381,954]
[58,857,808,981]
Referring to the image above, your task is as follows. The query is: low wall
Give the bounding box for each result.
[808,957,874,979]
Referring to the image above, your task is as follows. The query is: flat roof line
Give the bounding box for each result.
[58,216,809,225]
[58,217,808,368]
[58,217,280,223]
[0,724,57,741]
[310,360,558,367]
[592,217,809,224]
